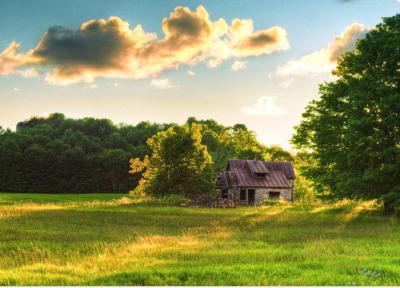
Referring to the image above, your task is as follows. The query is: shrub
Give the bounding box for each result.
[262,199,282,206]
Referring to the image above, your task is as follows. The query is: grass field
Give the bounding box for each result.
[0,193,399,285]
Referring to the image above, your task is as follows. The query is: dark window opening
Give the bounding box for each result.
[254,172,266,178]
[248,189,255,203]
[240,189,246,201]
[269,191,280,199]
[221,189,228,199]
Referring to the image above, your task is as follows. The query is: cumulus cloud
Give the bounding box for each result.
[276,23,369,76]
[187,70,196,76]
[0,42,25,75]
[150,78,174,90]
[231,60,247,71]
[0,5,289,85]
[230,19,290,57]
[242,96,287,116]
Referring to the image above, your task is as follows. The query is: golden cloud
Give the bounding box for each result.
[230,19,289,57]
[276,23,368,76]
[0,5,289,84]
[0,42,25,75]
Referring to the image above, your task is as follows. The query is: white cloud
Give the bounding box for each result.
[84,83,98,89]
[187,70,196,76]
[113,82,120,88]
[150,78,174,90]
[279,78,294,88]
[231,60,247,71]
[16,68,39,78]
[276,23,369,76]
[12,87,19,92]
[242,96,287,116]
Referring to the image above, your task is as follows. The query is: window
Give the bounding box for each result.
[221,189,228,199]
[240,189,246,201]
[254,172,266,178]
[268,191,280,199]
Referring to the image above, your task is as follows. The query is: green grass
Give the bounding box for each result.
[0,193,399,285]
[0,193,127,204]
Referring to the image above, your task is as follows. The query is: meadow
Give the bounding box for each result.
[0,193,399,285]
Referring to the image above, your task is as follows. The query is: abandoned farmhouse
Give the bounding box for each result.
[216,159,295,205]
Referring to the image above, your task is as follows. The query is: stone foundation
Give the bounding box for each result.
[218,187,293,205]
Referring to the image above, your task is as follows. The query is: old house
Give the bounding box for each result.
[216,159,295,205]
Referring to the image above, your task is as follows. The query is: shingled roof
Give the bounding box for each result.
[218,159,295,189]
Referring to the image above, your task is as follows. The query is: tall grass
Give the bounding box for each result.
[0,193,399,285]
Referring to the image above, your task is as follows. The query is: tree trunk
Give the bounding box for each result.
[383,200,395,215]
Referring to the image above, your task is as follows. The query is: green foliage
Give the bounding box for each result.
[1,194,399,285]
[264,145,295,162]
[0,113,168,193]
[261,198,282,206]
[130,124,215,199]
[145,194,186,206]
[1,113,297,196]
[292,15,400,212]
[186,117,264,171]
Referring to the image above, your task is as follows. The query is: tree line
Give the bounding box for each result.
[0,113,311,197]
[0,113,169,193]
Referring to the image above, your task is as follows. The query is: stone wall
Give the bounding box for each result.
[219,187,293,205]
[254,188,293,203]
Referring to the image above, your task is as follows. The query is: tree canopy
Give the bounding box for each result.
[1,114,299,195]
[292,14,400,213]
[0,113,169,193]
[130,124,215,198]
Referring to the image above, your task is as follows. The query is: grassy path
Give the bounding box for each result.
[0,193,399,285]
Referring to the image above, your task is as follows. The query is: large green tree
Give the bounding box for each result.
[292,14,400,214]
[130,124,215,198]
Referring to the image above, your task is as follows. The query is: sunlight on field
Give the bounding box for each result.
[0,193,399,285]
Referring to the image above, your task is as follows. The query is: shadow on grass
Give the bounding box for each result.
[1,199,400,285]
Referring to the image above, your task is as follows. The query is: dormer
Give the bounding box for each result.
[246,160,270,178]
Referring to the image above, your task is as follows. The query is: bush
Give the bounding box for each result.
[144,194,186,206]
[262,199,282,206]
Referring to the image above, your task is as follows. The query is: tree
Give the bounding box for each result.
[264,145,295,162]
[130,124,215,198]
[292,14,400,214]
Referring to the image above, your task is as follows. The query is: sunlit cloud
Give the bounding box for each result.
[230,19,290,57]
[12,87,20,92]
[276,23,369,76]
[231,60,247,71]
[187,70,196,76]
[16,68,39,78]
[0,42,25,75]
[242,96,287,116]
[150,78,174,90]
[0,5,289,85]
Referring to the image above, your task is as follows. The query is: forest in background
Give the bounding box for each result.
[0,113,313,199]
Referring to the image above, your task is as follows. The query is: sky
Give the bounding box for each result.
[0,0,399,149]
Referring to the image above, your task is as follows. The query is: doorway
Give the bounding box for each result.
[247,189,255,204]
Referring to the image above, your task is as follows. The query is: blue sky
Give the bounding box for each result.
[0,0,399,148]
